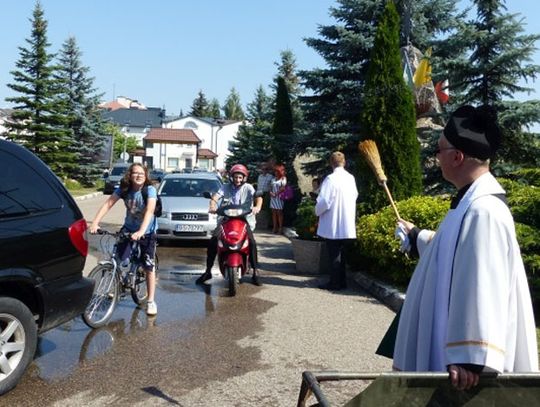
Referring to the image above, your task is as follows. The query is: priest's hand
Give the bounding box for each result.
[448,364,480,390]
[398,218,415,233]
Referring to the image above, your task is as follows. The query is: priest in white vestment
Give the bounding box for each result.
[393,105,538,390]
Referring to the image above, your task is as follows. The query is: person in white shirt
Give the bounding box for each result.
[393,105,538,390]
[256,161,274,229]
[315,152,358,290]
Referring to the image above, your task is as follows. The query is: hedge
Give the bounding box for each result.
[352,178,540,313]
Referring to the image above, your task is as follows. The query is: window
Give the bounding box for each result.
[0,150,62,218]
[185,158,193,168]
[184,121,198,129]
[168,157,179,168]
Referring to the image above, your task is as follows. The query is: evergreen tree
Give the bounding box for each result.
[190,90,209,117]
[272,76,300,226]
[222,87,245,120]
[300,0,464,176]
[359,1,423,212]
[5,2,74,178]
[440,0,540,170]
[56,36,106,186]
[271,77,294,164]
[207,98,222,118]
[273,49,304,152]
[227,86,273,176]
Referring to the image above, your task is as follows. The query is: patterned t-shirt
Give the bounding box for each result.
[113,185,158,234]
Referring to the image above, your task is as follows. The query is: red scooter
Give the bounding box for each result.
[204,193,252,296]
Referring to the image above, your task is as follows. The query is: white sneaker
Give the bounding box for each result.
[146,301,157,316]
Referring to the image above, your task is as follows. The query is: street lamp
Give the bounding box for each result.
[122,122,130,162]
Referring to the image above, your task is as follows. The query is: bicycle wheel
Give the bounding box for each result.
[83,264,119,328]
[130,267,148,305]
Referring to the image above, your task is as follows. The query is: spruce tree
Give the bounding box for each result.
[56,36,106,186]
[359,1,422,212]
[222,88,245,120]
[207,98,222,119]
[5,2,75,178]
[440,0,540,170]
[190,90,209,117]
[227,86,273,176]
[300,0,464,176]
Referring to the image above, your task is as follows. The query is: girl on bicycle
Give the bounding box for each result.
[89,163,159,316]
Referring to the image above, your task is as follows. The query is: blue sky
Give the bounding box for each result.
[1,0,539,118]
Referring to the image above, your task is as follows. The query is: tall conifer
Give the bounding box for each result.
[56,36,106,185]
[359,1,422,212]
[5,2,74,178]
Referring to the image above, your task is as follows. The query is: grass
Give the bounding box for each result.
[68,186,101,197]
[65,179,103,197]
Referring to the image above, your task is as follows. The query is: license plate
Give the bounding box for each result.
[175,224,204,232]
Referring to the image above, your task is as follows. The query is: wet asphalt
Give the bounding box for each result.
[1,194,394,406]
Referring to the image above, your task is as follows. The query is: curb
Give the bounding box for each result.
[74,191,103,201]
[350,271,404,312]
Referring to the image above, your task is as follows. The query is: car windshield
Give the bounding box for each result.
[159,179,220,197]
[110,166,128,176]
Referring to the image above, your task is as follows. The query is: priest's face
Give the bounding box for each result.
[436,136,459,183]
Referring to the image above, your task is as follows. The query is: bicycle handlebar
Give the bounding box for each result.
[94,229,149,241]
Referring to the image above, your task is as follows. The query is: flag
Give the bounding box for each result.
[435,79,450,104]
[413,47,432,88]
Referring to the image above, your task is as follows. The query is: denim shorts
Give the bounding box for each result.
[117,232,157,271]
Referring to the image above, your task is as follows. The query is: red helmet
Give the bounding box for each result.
[229,164,249,179]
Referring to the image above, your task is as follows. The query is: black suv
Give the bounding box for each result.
[0,140,94,395]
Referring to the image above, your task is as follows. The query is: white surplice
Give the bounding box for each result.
[393,172,538,373]
[315,166,358,239]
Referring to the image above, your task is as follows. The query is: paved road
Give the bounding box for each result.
[3,194,394,406]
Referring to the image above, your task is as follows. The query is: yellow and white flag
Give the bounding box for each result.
[413,47,432,87]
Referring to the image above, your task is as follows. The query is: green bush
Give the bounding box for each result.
[498,178,540,228]
[352,196,449,286]
[508,168,540,187]
[515,222,540,315]
[293,197,319,240]
[64,179,82,190]
[351,186,540,313]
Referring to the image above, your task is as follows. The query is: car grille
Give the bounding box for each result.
[171,213,209,221]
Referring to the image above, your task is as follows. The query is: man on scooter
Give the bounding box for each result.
[196,164,264,286]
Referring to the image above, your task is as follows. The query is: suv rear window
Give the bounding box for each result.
[0,150,62,218]
[110,166,128,176]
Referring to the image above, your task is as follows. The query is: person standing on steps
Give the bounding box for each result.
[315,152,358,291]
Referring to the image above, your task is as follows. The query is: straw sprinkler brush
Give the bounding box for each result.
[358,140,401,220]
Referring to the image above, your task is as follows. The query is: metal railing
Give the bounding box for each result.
[297,370,540,407]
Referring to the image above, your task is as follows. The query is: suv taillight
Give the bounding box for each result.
[69,218,89,257]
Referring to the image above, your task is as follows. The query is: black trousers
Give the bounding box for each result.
[326,239,348,287]
[206,225,258,271]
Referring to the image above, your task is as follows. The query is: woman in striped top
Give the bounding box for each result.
[269,164,287,234]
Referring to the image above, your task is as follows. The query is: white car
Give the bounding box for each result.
[156,173,223,241]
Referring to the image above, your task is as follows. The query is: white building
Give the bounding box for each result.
[164,116,242,171]
[144,128,201,172]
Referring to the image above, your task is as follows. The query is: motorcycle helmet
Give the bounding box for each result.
[229,164,249,184]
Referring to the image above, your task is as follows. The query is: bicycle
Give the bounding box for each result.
[82,229,158,329]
